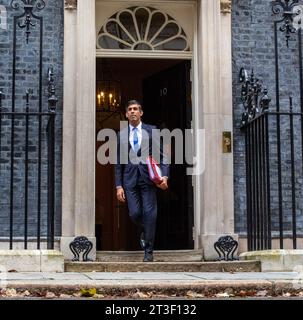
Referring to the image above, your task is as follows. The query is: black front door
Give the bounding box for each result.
[143,61,194,250]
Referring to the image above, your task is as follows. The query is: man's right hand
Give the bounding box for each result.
[117,187,126,203]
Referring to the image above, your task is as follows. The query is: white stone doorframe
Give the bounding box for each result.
[61,0,96,261]
[60,0,237,261]
[196,0,237,260]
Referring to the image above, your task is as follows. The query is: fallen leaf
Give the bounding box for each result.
[73,292,82,297]
[225,288,234,295]
[216,292,230,298]
[4,288,17,297]
[23,290,31,296]
[154,294,169,298]
[45,292,56,299]
[59,294,72,299]
[186,291,205,298]
[256,290,268,297]
[80,288,97,297]
[239,290,247,297]
[134,290,151,298]
[282,292,291,297]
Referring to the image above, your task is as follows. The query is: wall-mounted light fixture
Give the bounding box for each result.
[96,80,121,112]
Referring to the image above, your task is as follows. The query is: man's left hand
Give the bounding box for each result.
[157,177,168,190]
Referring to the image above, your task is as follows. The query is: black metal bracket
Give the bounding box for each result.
[47,67,58,113]
[239,68,271,127]
[214,236,239,261]
[69,236,93,262]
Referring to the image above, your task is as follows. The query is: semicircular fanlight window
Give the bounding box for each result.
[97,6,189,51]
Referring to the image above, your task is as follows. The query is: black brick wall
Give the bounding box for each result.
[1,0,302,241]
[232,0,303,235]
[0,0,63,239]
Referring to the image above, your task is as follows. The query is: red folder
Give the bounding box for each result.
[146,156,163,185]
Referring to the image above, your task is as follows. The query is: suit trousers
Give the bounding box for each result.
[125,172,157,247]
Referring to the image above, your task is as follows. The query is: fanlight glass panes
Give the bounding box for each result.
[97,6,189,51]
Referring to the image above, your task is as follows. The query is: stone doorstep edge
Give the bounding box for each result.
[240,250,303,272]
[64,261,261,272]
[0,250,64,272]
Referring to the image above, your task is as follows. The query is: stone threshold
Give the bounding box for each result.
[96,250,203,262]
[65,260,261,273]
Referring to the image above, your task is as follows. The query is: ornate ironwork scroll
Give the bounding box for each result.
[69,236,93,262]
[214,236,239,261]
[272,0,303,46]
[11,0,46,43]
[239,68,271,126]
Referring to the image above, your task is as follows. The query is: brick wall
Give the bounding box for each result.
[0,0,63,239]
[232,0,303,235]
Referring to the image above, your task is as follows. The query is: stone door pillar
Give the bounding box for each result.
[198,0,237,260]
[61,0,96,260]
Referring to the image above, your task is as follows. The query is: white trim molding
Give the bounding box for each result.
[96,49,192,59]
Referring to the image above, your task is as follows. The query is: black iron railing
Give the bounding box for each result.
[0,102,56,249]
[240,0,303,251]
[0,1,57,249]
[241,106,303,251]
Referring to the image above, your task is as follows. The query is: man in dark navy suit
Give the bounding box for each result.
[115,100,169,262]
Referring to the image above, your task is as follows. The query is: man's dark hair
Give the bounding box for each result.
[126,100,143,111]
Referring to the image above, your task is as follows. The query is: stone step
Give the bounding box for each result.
[96,250,203,262]
[65,260,261,272]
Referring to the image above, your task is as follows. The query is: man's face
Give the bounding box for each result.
[126,104,143,124]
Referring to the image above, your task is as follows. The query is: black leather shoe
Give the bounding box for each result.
[140,232,145,250]
[143,251,153,262]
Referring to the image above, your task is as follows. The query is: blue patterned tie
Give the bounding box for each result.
[133,127,139,152]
